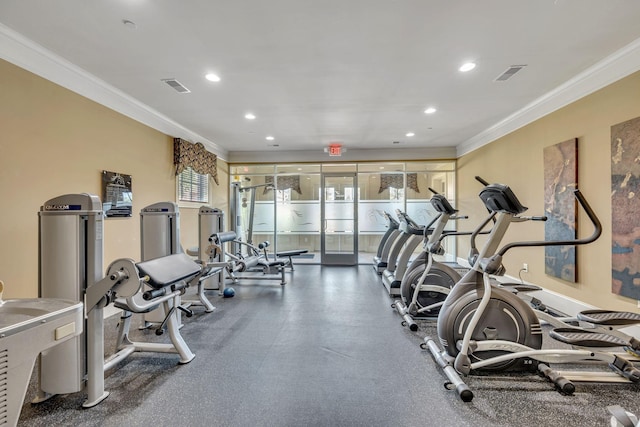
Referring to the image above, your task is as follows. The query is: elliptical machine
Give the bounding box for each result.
[392,189,470,331]
[381,210,438,296]
[423,182,640,401]
[373,211,401,274]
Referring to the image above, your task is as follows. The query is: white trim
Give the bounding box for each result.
[0,23,228,159]
[457,37,640,157]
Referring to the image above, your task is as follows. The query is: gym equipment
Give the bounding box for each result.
[230,180,274,252]
[34,194,203,408]
[230,179,312,267]
[381,211,438,296]
[275,248,309,271]
[36,193,103,399]
[514,296,640,360]
[609,405,639,427]
[0,280,83,427]
[372,211,401,274]
[208,231,289,286]
[393,190,470,330]
[193,206,225,291]
[223,287,236,298]
[80,253,200,407]
[423,183,640,401]
[141,202,216,317]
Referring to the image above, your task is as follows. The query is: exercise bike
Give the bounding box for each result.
[423,182,640,401]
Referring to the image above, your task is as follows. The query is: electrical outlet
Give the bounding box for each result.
[522,263,529,273]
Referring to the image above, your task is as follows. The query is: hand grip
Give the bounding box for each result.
[475,176,490,186]
[143,288,166,300]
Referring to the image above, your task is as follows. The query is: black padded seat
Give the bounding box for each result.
[276,249,308,258]
[136,253,201,289]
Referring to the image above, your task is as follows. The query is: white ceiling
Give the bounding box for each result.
[2,0,640,160]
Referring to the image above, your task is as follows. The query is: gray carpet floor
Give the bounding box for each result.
[18,265,640,426]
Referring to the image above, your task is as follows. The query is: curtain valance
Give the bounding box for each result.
[264,175,302,195]
[173,138,218,184]
[379,173,419,193]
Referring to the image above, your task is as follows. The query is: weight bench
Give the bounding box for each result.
[276,249,309,271]
[209,231,295,286]
[79,253,201,408]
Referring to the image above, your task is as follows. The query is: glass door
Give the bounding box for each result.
[321,173,357,265]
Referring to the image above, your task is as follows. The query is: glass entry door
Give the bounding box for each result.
[321,173,357,265]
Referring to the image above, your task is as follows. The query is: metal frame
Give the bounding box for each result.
[321,172,358,265]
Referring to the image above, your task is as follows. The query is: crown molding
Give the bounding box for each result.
[0,23,227,159]
[457,37,640,157]
[4,21,639,163]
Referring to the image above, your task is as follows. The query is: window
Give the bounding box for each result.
[178,167,209,203]
[276,188,292,203]
[389,187,404,201]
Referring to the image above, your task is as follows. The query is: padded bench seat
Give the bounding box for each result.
[137,253,202,289]
[276,249,309,271]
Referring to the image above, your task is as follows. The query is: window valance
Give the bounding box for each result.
[173,138,218,185]
[264,175,302,195]
[379,173,419,193]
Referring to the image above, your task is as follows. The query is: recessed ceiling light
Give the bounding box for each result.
[406,132,415,137]
[245,113,256,120]
[459,62,476,72]
[424,107,437,114]
[205,73,221,82]
[266,136,275,141]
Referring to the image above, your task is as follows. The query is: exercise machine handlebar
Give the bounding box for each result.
[142,281,187,301]
[475,175,490,186]
[497,189,601,257]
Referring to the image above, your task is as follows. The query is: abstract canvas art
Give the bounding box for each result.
[611,116,640,299]
[544,138,578,282]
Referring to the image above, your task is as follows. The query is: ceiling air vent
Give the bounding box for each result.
[161,78,191,93]
[494,65,527,82]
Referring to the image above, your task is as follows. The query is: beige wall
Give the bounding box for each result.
[0,59,228,299]
[3,51,639,312]
[457,70,640,312]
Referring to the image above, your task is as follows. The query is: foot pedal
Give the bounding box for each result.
[550,328,629,347]
[577,309,640,326]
